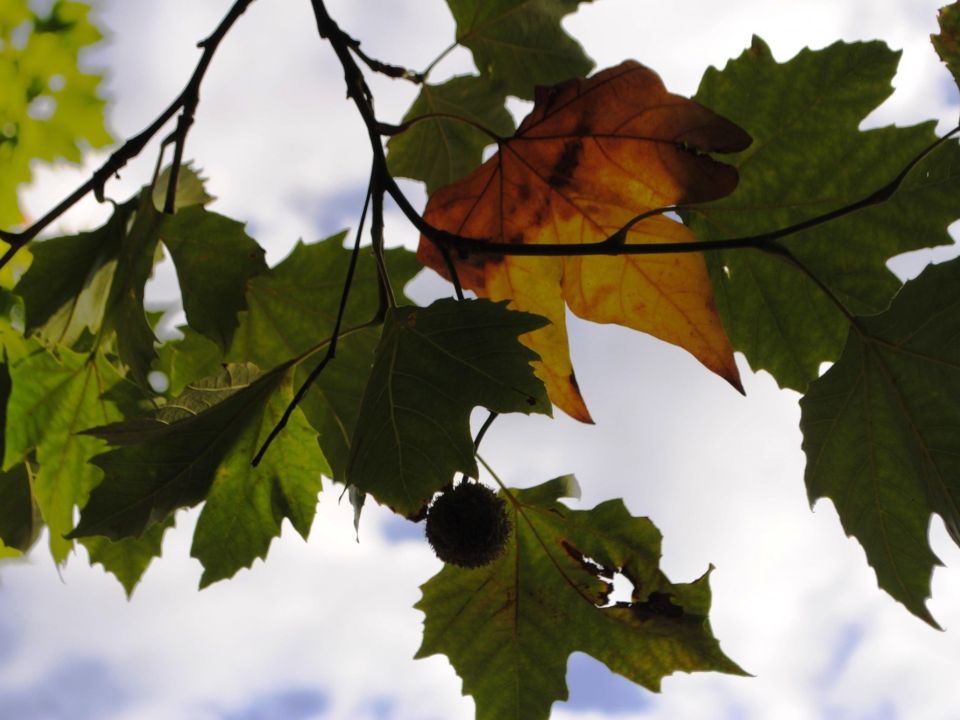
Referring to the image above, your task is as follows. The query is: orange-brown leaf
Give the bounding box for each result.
[418,61,750,420]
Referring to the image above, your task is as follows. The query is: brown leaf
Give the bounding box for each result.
[418,61,750,420]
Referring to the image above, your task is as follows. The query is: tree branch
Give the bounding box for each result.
[0,0,256,268]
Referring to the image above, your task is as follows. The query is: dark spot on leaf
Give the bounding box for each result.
[631,591,684,621]
[548,140,582,189]
[526,396,536,406]
[517,184,531,202]
[568,371,581,393]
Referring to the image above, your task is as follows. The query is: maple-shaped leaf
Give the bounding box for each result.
[227,234,421,483]
[151,162,216,212]
[417,476,745,719]
[17,189,167,386]
[347,299,549,516]
[160,206,267,352]
[190,372,328,588]
[419,61,750,420]
[932,2,960,91]
[70,363,286,540]
[387,75,515,194]
[800,257,960,626]
[3,343,138,561]
[447,0,595,100]
[81,516,173,598]
[687,38,960,392]
[0,0,111,227]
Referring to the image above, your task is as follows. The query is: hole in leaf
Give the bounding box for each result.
[48,73,65,92]
[27,95,56,121]
[148,371,169,394]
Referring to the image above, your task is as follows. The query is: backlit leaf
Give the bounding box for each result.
[191,372,328,587]
[347,299,549,516]
[417,476,745,719]
[419,62,749,420]
[0,0,110,227]
[81,516,174,597]
[447,0,595,99]
[70,363,286,540]
[228,234,421,483]
[3,344,135,561]
[387,75,514,194]
[800,258,960,626]
[160,207,267,352]
[932,2,960,91]
[688,38,960,391]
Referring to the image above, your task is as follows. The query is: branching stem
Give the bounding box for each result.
[0,0,255,267]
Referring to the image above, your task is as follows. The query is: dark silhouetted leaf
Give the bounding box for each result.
[800,258,960,626]
[160,206,267,351]
[347,299,549,516]
[191,372,328,587]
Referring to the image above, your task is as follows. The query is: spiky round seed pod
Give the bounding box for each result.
[425,481,510,568]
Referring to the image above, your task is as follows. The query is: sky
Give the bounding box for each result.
[4,1,960,719]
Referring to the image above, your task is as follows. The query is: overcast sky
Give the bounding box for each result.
[4,1,960,719]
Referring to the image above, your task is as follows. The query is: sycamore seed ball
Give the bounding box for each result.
[425,481,511,568]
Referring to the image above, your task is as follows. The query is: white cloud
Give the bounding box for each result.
[5,1,960,719]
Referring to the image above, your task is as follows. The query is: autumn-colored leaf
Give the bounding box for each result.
[418,61,750,421]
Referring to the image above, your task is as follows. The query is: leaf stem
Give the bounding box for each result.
[252,178,376,466]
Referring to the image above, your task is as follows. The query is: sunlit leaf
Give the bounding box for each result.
[81,516,174,597]
[688,38,960,391]
[420,62,749,420]
[387,75,514,194]
[447,0,595,99]
[3,344,136,561]
[417,475,745,719]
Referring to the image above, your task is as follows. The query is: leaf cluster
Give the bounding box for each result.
[3,1,960,718]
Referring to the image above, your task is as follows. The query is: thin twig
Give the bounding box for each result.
[0,0,256,267]
[380,123,960,261]
[252,178,376,466]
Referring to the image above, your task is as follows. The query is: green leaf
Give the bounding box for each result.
[154,326,224,397]
[17,188,166,386]
[70,363,286,540]
[446,0,595,99]
[81,516,173,597]
[227,234,421,483]
[0,462,41,552]
[687,38,960,391]
[0,0,111,227]
[152,162,216,212]
[417,476,745,719]
[387,75,514,194]
[800,258,960,626]
[16,200,133,344]
[160,206,267,351]
[3,344,134,561]
[103,190,164,387]
[191,372,328,587]
[347,299,550,516]
[932,2,960,91]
